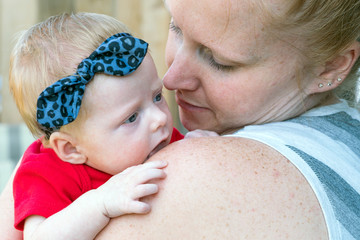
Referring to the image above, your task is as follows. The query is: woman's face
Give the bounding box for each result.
[163,0,314,134]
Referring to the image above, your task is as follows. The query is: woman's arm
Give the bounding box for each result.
[0,160,23,240]
[96,137,328,239]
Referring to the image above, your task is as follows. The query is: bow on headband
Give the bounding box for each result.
[36,33,148,135]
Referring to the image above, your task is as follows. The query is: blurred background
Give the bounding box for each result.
[0,0,183,191]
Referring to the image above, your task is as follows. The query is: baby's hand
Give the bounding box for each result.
[95,160,167,218]
[185,129,219,138]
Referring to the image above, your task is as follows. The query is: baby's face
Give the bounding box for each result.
[75,54,173,175]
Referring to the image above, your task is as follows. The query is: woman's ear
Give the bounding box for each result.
[49,132,87,164]
[307,41,360,94]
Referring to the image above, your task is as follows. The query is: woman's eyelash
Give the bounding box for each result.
[208,57,234,71]
[209,58,233,71]
[169,21,182,35]
[199,47,234,72]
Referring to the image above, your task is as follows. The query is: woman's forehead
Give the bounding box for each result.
[166,0,272,60]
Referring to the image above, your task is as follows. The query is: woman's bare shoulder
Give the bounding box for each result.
[96,137,328,239]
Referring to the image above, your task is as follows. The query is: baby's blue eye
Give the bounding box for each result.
[154,93,162,102]
[124,113,138,124]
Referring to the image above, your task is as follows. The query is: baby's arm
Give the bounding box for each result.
[0,159,23,240]
[184,129,219,138]
[23,160,167,240]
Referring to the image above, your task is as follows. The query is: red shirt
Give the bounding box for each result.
[13,128,183,230]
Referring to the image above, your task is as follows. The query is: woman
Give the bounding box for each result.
[1,0,359,239]
[95,0,360,239]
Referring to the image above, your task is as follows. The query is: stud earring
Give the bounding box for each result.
[318,83,324,88]
[327,82,332,87]
[337,77,342,82]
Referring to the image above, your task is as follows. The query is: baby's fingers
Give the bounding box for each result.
[142,160,168,169]
[121,160,167,176]
[127,201,151,214]
[133,184,159,199]
[137,168,167,184]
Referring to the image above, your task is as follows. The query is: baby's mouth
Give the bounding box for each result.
[146,139,168,161]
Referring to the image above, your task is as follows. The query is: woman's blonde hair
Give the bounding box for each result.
[261,0,360,106]
[9,12,130,138]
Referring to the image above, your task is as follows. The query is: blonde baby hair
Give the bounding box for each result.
[9,12,130,139]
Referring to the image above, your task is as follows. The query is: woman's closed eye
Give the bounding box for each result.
[208,58,234,71]
[170,19,234,72]
[207,56,234,72]
[200,48,234,72]
[169,20,182,37]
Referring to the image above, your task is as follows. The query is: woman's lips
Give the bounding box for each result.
[175,93,207,112]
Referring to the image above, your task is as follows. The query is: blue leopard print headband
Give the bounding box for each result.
[36,32,148,136]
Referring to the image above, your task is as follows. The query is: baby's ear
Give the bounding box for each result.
[49,132,87,164]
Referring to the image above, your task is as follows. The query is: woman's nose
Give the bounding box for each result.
[149,106,168,132]
[163,46,200,92]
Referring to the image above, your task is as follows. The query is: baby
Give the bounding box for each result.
[10,12,216,239]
